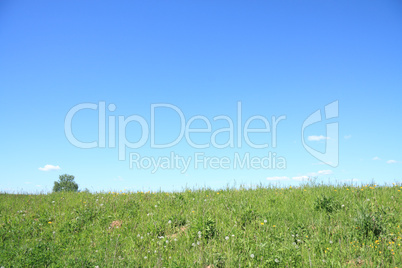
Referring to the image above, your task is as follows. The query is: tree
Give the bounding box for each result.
[53,174,79,192]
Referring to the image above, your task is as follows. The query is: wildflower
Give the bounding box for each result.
[192,243,196,247]
[264,220,267,223]
[144,256,147,259]
[137,234,140,237]
[273,225,276,227]
[155,205,158,208]
[261,223,264,225]
[225,236,229,240]
[275,258,279,263]
[166,240,169,243]
[48,221,52,224]
[168,220,172,224]
[250,254,255,258]
[197,241,200,245]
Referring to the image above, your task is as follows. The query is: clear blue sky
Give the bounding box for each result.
[1,0,401,193]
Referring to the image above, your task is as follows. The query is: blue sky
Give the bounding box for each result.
[1,0,401,193]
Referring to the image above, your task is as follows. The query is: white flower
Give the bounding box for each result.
[329,240,333,244]
[155,205,158,208]
[250,254,254,258]
[137,234,140,237]
[341,204,345,208]
[166,240,169,243]
[144,256,147,259]
[225,236,229,240]
[198,231,202,235]
[275,258,279,263]
[141,236,143,239]
[95,266,99,268]
[168,220,172,224]
[264,220,267,223]
[192,243,196,247]
[197,241,200,245]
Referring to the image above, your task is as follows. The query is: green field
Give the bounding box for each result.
[0,184,401,267]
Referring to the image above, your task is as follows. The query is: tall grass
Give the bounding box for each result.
[0,183,401,267]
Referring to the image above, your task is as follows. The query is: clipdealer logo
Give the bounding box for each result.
[64,101,339,172]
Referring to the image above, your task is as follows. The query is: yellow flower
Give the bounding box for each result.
[217,192,219,194]
[192,211,195,213]
[273,225,276,227]
[261,223,264,225]
[48,221,52,224]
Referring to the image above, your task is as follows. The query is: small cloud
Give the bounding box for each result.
[387,160,398,164]
[372,156,380,161]
[113,176,124,181]
[308,135,329,141]
[317,170,332,175]
[266,176,289,181]
[292,175,309,181]
[38,165,61,171]
[344,135,352,139]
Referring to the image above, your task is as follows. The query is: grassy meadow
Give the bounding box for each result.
[0,183,401,267]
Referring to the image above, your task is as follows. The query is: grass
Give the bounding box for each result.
[0,183,401,267]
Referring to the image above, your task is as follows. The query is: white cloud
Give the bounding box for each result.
[344,135,352,139]
[113,176,124,181]
[317,170,333,175]
[308,135,329,141]
[372,156,380,160]
[387,160,398,164]
[266,176,289,181]
[38,164,61,171]
[292,175,309,181]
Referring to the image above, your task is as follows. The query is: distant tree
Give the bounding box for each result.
[53,174,79,192]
